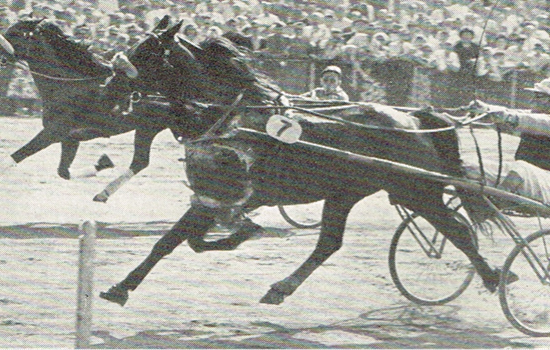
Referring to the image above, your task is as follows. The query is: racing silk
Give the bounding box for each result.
[302,86,349,101]
[499,110,550,171]
[516,134,550,171]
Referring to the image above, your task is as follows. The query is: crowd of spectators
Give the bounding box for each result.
[1,0,550,114]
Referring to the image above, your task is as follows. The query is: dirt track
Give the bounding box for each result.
[1,117,550,348]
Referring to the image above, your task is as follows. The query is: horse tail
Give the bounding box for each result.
[412,108,496,227]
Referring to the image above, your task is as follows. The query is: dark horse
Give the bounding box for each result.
[0,19,119,179]
[0,18,192,197]
[100,21,503,307]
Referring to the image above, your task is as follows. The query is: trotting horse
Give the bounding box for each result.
[0,18,193,190]
[99,23,502,307]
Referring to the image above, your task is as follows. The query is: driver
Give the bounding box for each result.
[468,77,550,205]
[301,65,350,101]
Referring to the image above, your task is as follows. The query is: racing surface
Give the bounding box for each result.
[1,116,550,348]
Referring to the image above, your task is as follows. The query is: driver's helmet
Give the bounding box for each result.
[322,65,342,77]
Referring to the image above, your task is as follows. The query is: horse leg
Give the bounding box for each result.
[7,128,59,174]
[260,193,366,305]
[187,216,263,252]
[10,128,61,163]
[93,127,161,202]
[58,140,115,180]
[405,199,500,293]
[56,140,78,179]
[99,205,216,306]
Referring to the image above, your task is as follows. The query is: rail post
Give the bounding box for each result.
[75,220,97,349]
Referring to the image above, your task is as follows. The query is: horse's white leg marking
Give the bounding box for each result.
[93,168,135,202]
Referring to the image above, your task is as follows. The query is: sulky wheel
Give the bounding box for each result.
[389,210,477,305]
[499,229,550,337]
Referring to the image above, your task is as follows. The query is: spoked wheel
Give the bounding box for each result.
[389,209,477,305]
[278,202,323,229]
[499,229,550,337]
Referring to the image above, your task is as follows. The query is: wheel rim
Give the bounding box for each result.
[500,231,550,337]
[389,213,476,305]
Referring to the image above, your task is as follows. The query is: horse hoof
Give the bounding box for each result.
[93,193,108,203]
[495,268,519,285]
[259,288,286,305]
[57,167,70,180]
[99,285,128,306]
[95,154,115,171]
[482,268,506,293]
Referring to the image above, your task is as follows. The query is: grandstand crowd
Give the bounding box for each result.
[1,0,550,114]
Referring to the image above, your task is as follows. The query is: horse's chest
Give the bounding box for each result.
[185,141,255,208]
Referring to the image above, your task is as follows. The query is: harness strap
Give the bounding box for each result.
[192,89,247,142]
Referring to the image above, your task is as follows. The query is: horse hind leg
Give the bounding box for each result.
[260,193,366,305]
[99,205,217,306]
[409,200,500,293]
[6,128,59,174]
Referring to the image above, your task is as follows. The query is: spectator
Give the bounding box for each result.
[301,65,349,101]
[343,45,385,102]
[241,23,267,52]
[345,18,371,48]
[453,27,480,105]
[506,34,529,68]
[263,22,291,56]
[431,40,461,108]
[370,31,390,59]
[454,27,480,73]
[433,41,460,73]
[526,41,550,74]
[181,23,200,43]
[285,21,314,58]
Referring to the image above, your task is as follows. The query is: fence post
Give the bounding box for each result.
[75,220,97,349]
[511,70,518,108]
[309,60,316,91]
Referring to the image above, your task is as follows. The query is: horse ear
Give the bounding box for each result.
[162,20,183,41]
[153,15,171,32]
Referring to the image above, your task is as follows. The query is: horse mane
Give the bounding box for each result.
[37,21,112,78]
[196,37,282,103]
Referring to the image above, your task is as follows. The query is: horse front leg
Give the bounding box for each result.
[99,204,217,306]
[260,193,365,305]
[93,127,161,202]
[56,140,78,179]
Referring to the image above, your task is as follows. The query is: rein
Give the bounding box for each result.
[7,61,112,82]
[243,104,459,134]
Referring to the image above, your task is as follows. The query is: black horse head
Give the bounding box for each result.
[0,19,112,80]
[125,17,281,107]
[0,19,43,63]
